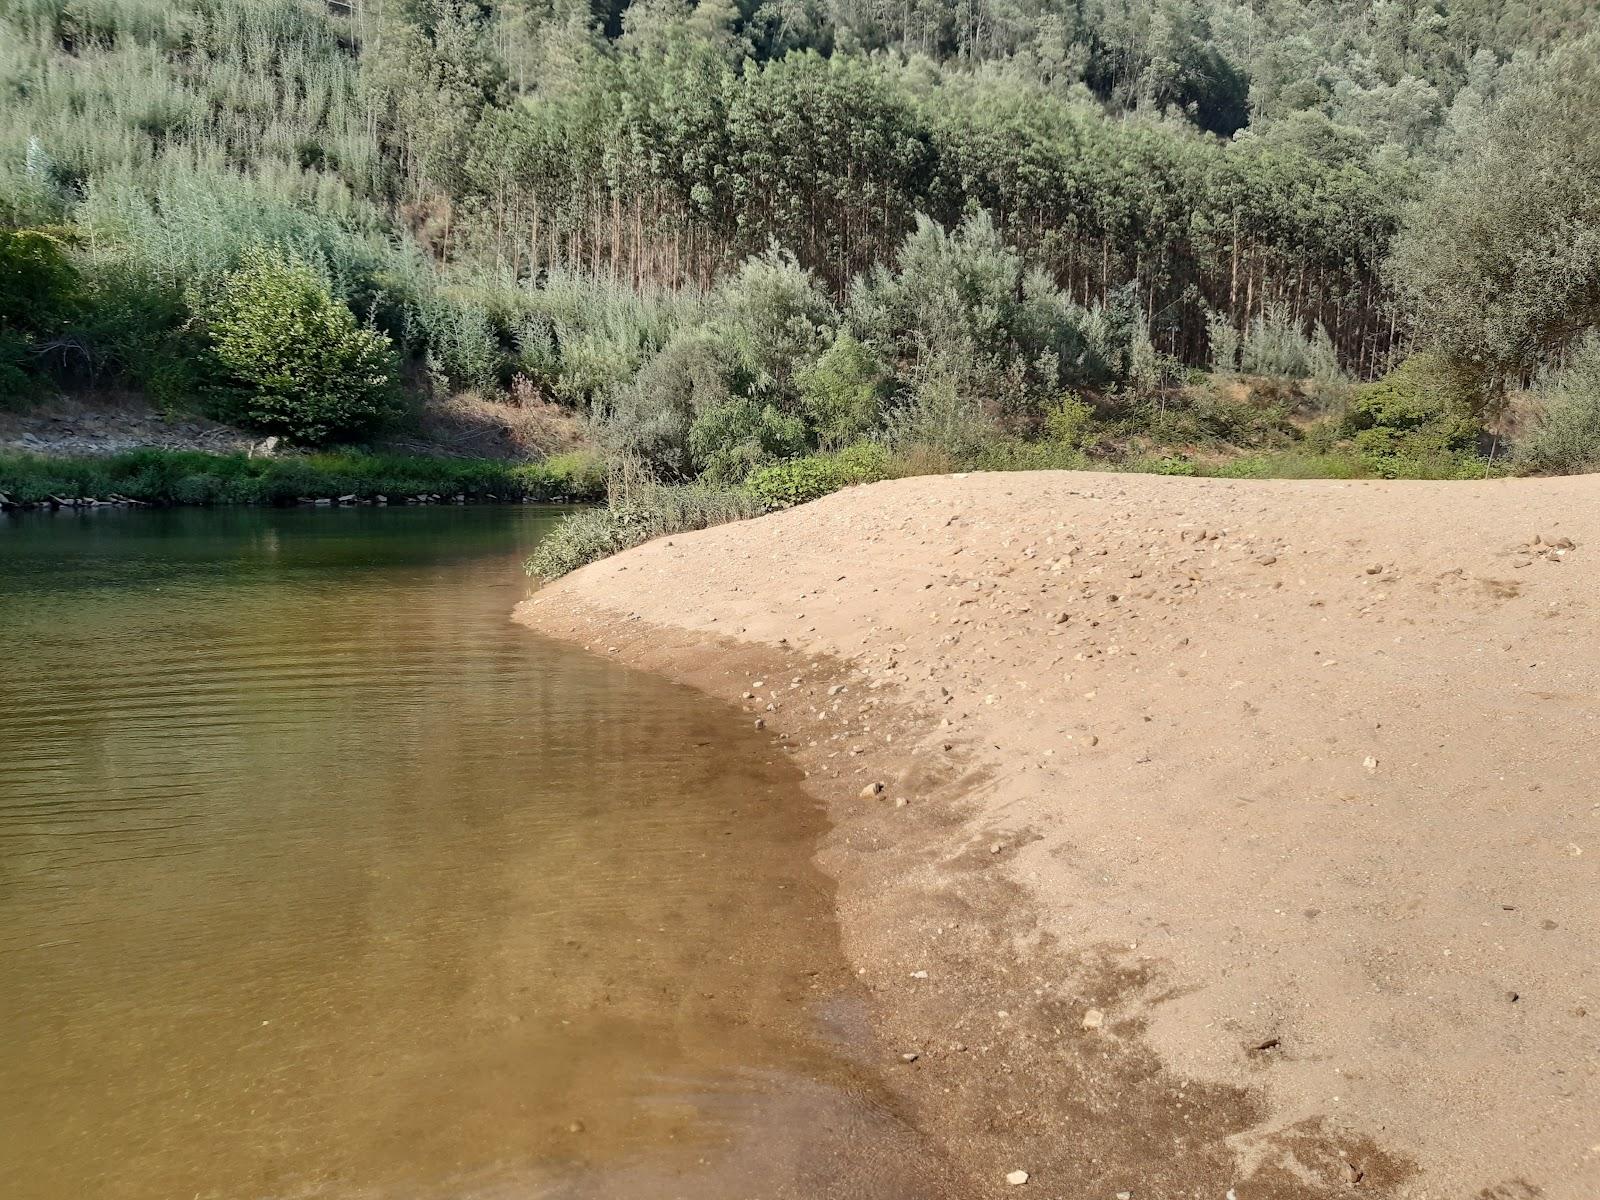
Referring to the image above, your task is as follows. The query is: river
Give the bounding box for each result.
[0,506,955,1200]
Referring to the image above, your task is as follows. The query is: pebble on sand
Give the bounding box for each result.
[1005,1170,1030,1185]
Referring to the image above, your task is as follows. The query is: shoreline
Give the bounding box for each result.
[513,602,1411,1198]
[517,469,1600,1199]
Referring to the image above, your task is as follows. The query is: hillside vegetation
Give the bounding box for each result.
[3,0,1600,507]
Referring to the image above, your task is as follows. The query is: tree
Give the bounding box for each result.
[199,248,399,445]
[1389,35,1600,385]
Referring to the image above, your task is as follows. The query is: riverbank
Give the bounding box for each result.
[517,470,1600,1199]
[0,447,604,509]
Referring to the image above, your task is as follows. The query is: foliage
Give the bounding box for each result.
[1515,332,1600,474]
[1238,303,1343,382]
[0,227,80,397]
[526,483,764,580]
[688,398,808,484]
[744,441,892,508]
[1390,35,1600,383]
[1042,393,1095,448]
[1341,353,1487,476]
[0,448,606,506]
[795,331,887,449]
[197,247,400,445]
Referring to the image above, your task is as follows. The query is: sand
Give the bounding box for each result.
[517,471,1600,1199]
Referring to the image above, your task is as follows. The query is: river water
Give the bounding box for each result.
[0,506,954,1200]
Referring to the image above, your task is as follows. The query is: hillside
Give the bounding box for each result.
[520,470,1600,1198]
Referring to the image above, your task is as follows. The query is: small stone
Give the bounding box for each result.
[1365,563,1383,575]
[754,718,765,729]
[1117,1192,1132,1199]
[910,970,929,979]
[900,1052,919,1063]
[1255,554,1277,566]
[989,842,1003,854]
[567,1121,585,1134]
[860,781,885,798]
[894,796,909,807]
[1362,755,1378,773]
[1081,1008,1105,1030]
[1005,1170,1030,1186]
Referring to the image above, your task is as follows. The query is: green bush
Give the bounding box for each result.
[1342,353,1485,476]
[0,227,80,332]
[1042,393,1095,448]
[197,247,400,445]
[972,437,1089,472]
[688,397,808,484]
[0,448,604,506]
[0,227,80,398]
[796,330,888,448]
[744,441,892,509]
[1516,333,1600,475]
[526,483,764,581]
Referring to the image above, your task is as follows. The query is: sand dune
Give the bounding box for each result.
[519,471,1600,1199]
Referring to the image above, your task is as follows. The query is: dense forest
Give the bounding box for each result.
[4,0,1600,500]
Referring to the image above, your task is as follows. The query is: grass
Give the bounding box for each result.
[525,483,764,580]
[0,447,607,506]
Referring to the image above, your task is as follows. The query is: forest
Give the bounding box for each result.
[4,0,1600,518]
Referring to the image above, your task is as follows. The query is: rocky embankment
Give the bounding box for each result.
[0,395,257,457]
[518,470,1599,1200]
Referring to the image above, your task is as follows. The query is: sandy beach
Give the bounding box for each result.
[517,471,1600,1199]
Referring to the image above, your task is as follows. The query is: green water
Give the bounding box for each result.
[0,506,955,1200]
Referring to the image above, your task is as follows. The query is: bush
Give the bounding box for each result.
[526,483,764,580]
[0,448,606,506]
[1516,332,1600,474]
[1238,303,1343,382]
[744,442,892,509]
[197,247,400,445]
[972,437,1088,472]
[0,227,80,332]
[0,227,80,397]
[1342,352,1485,475]
[599,329,734,480]
[688,397,807,484]
[1042,393,1095,448]
[796,330,888,449]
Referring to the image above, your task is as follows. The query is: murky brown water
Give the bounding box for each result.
[0,506,955,1200]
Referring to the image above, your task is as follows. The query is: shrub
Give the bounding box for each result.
[1515,332,1600,474]
[744,441,892,509]
[526,483,764,580]
[0,227,80,332]
[198,247,400,445]
[0,448,606,506]
[688,397,807,484]
[972,437,1088,472]
[708,249,837,398]
[796,330,888,449]
[1043,393,1095,447]
[0,227,80,397]
[1342,352,1484,474]
[1238,303,1343,381]
[599,329,734,480]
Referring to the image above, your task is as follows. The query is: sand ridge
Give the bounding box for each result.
[518,471,1600,1199]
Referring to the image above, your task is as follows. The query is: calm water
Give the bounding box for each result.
[0,506,954,1200]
